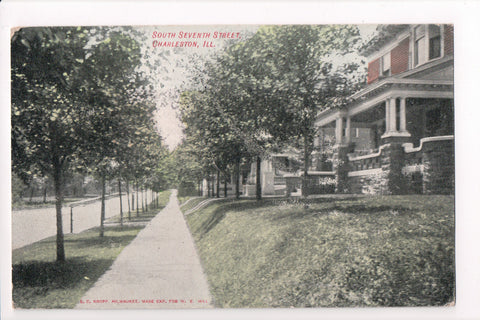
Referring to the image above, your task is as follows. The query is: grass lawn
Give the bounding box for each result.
[12,190,172,309]
[186,195,455,308]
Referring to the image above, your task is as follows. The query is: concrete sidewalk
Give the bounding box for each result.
[76,190,213,309]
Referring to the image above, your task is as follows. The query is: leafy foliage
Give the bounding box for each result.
[179,25,365,197]
[11,27,166,258]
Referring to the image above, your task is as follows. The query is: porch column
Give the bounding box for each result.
[345,117,351,143]
[389,97,397,133]
[399,97,407,132]
[385,99,391,133]
[335,116,343,145]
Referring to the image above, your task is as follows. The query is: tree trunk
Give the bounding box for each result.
[209,175,213,197]
[132,192,135,211]
[216,170,220,198]
[136,182,139,217]
[53,162,65,261]
[29,186,34,202]
[100,174,106,237]
[224,174,228,198]
[125,179,133,220]
[207,177,211,197]
[256,156,262,200]
[235,157,241,199]
[210,174,213,197]
[142,188,145,213]
[118,179,123,226]
[302,135,310,198]
[125,179,130,213]
[211,174,215,197]
[43,186,47,203]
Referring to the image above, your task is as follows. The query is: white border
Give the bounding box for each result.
[2,1,480,320]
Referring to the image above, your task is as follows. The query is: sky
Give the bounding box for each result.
[141,24,378,151]
[137,25,259,150]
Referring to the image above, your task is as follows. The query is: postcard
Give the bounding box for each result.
[2,1,480,320]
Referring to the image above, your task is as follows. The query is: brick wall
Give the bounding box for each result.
[367,58,380,84]
[348,172,388,195]
[345,138,454,195]
[422,139,454,194]
[444,24,454,56]
[391,37,410,75]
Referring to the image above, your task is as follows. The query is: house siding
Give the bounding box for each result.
[391,37,410,75]
[444,24,454,56]
[367,58,380,84]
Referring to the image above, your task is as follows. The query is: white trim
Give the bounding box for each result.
[347,143,391,161]
[381,131,411,139]
[402,165,424,174]
[402,135,454,153]
[349,91,389,117]
[316,76,453,126]
[304,171,336,176]
[315,109,340,127]
[348,168,383,177]
[349,88,453,118]
[350,78,453,100]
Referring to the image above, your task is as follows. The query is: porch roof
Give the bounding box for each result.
[316,73,453,127]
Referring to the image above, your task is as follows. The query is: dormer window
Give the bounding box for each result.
[414,24,443,67]
[381,52,391,77]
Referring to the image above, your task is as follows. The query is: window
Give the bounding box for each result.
[381,52,391,77]
[429,25,441,59]
[414,25,426,66]
[414,24,443,67]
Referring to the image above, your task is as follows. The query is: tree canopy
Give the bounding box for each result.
[11,27,166,260]
[179,25,364,198]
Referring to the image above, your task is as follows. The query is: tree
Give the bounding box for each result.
[11,26,163,259]
[77,30,157,236]
[199,25,364,197]
[239,26,363,196]
[11,27,94,261]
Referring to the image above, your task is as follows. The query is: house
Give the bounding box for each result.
[315,24,454,195]
[238,24,454,197]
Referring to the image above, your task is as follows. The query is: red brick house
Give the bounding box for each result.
[315,24,454,194]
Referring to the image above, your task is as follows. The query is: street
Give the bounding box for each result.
[12,191,148,250]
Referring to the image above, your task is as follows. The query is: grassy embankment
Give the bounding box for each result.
[12,190,171,309]
[186,195,455,308]
[179,196,207,212]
